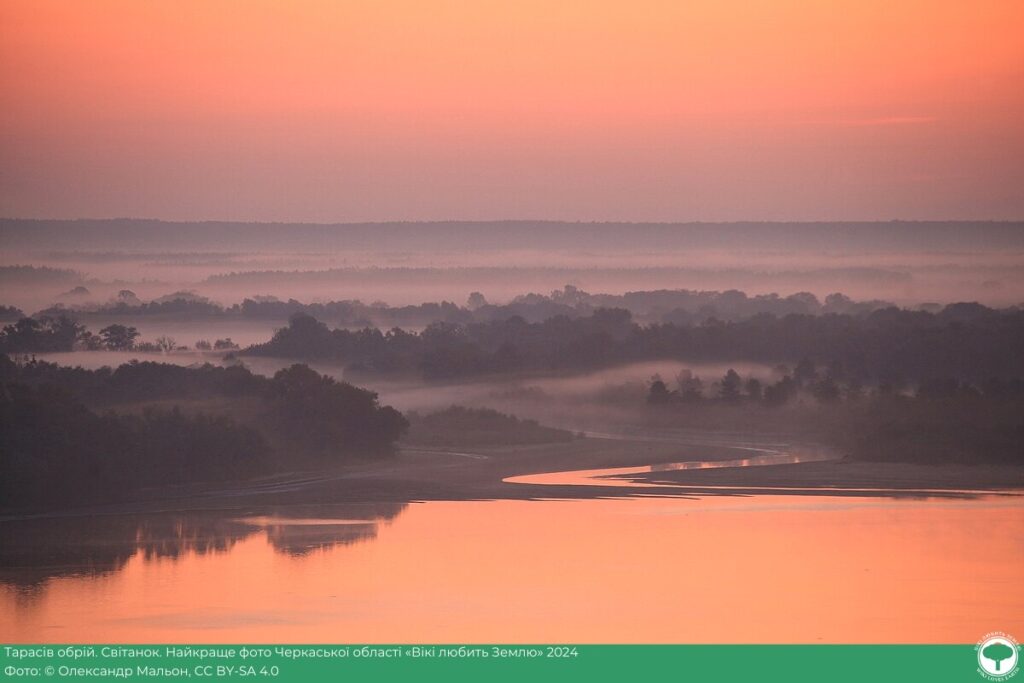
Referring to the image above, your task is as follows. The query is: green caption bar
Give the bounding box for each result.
[0,645,998,683]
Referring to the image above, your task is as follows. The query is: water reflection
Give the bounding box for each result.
[2,452,1022,643]
[651,452,814,471]
[505,452,1022,500]
[505,451,834,488]
[2,496,1022,643]
[0,503,406,593]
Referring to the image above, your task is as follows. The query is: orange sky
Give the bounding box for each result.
[1,0,1022,221]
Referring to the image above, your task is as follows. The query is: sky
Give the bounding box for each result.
[1,0,1022,222]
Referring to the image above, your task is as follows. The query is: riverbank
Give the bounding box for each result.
[4,431,1022,521]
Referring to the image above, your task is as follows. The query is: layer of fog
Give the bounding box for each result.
[4,221,1023,329]
[31,350,776,433]
[3,254,1023,317]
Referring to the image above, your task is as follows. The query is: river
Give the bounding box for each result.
[3,450,1023,643]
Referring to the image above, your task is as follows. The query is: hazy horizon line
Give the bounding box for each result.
[4,217,1024,226]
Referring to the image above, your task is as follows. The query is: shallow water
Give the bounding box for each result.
[2,489,1022,643]
[504,449,829,488]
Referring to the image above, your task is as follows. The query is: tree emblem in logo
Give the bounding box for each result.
[987,643,1016,673]
[978,634,1020,680]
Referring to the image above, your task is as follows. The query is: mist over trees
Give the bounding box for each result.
[25,284,902,328]
[4,278,1023,480]
[245,303,1024,384]
[643,365,1024,465]
[0,264,83,286]
[841,387,1024,465]
[8,285,1021,370]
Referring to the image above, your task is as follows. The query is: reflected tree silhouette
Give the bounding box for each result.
[0,503,407,595]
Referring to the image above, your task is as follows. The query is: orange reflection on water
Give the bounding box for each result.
[1,495,1022,643]
[505,451,828,488]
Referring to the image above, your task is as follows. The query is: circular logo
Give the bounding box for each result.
[978,633,1020,680]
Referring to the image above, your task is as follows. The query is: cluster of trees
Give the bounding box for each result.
[34,291,502,327]
[0,316,139,353]
[33,291,477,327]
[39,291,227,320]
[0,264,81,286]
[194,338,240,351]
[246,304,1024,383]
[3,356,266,403]
[643,364,1024,465]
[647,359,859,407]
[0,356,408,509]
[841,383,1023,465]
[528,285,894,323]
[13,286,1018,370]
[649,369,788,406]
[30,285,900,329]
[0,316,210,354]
[265,364,408,456]
[0,305,24,321]
[404,405,576,447]
[1,383,270,508]
[235,296,474,327]
[0,316,86,353]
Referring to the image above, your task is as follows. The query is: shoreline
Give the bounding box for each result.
[3,433,1023,521]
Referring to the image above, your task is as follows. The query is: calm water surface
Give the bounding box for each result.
[2,469,1022,643]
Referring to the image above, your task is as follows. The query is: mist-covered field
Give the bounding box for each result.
[3,220,1023,318]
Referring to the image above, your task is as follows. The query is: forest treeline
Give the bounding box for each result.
[643,364,1024,465]
[0,356,407,509]
[404,406,576,447]
[2,285,911,356]
[243,303,1024,383]
[0,305,24,321]
[26,284,898,327]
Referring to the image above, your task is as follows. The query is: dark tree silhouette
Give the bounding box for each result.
[99,324,139,351]
[793,357,817,387]
[677,370,704,402]
[0,316,85,353]
[243,304,1024,384]
[647,375,673,405]
[745,377,763,401]
[719,369,742,402]
[1,356,411,509]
